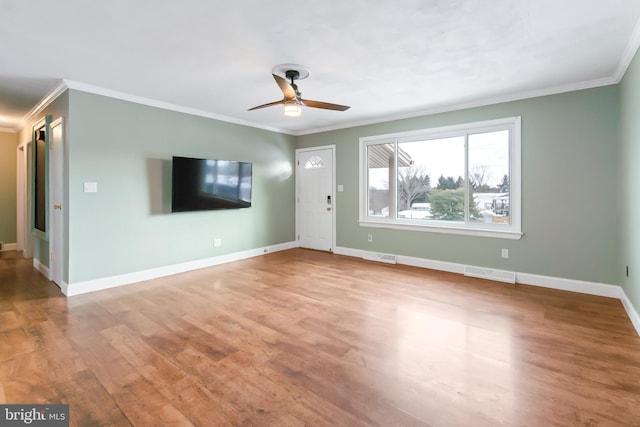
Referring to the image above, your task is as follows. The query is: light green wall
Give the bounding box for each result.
[67,90,295,284]
[621,48,640,310]
[0,131,18,245]
[297,86,621,285]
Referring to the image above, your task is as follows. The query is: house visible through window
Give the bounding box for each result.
[359,117,522,239]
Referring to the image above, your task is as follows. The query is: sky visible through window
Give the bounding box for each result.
[369,130,509,189]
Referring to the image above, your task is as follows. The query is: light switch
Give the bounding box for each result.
[84,182,98,193]
[337,184,344,192]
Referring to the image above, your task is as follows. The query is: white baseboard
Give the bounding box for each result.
[59,242,640,337]
[33,258,49,278]
[516,272,621,299]
[621,288,640,336]
[335,246,638,336]
[0,242,17,252]
[64,241,297,297]
[59,281,70,295]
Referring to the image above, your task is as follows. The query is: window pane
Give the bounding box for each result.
[367,143,394,217]
[398,136,465,222]
[305,156,325,169]
[468,130,510,224]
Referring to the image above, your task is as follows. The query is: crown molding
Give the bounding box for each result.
[295,75,619,136]
[19,80,68,129]
[63,79,290,135]
[20,63,628,138]
[615,17,640,82]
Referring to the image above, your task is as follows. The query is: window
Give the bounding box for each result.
[359,117,521,239]
[305,156,325,169]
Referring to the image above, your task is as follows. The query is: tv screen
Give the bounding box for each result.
[171,156,252,212]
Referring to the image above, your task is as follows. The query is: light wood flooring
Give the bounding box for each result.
[1,248,640,426]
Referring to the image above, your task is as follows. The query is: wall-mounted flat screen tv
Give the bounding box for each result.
[171,156,252,212]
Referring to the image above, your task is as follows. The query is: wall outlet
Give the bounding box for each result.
[368,234,373,243]
[214,238,222,248]
[501,248,509,259]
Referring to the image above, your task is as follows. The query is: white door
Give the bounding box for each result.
[49,118,64,286]
[297,146,335,252]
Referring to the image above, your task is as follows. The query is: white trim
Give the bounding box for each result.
[48,117,64,286]
[620,288,640,336]
[396,253,465,274]
[362,252,397,264]
[58,280,70,295]
[11,57,630,137]
[64,241,297,296]
[335,246,638,335]
[359,116,521,143]
[615,17,640,82]
[0,243,17,252]
[358,220,523,240]
[516,272,621,299]
[33,258,49,278]
[63,80,288,135]
[333,246,367,259]
[334,247,465,274]
[15,70,622,138]
[358,116,521,238]
[17,139,33,258]
[14,70,623,138]
[20,81,67,129]
[297,76,618,136]
[464,265,516,284]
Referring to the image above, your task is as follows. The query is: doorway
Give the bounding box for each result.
[16,140,33,258]
[296,146,335,252]
[49,118,64,287]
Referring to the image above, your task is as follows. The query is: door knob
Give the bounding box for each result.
[53,204,62,210]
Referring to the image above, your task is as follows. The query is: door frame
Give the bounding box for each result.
[295,145,336,252]
[16,139,33,258]
[48,117,64,285]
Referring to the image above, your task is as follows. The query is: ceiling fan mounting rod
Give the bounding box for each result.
[285,69,300,85]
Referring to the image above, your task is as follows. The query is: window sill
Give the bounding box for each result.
[358,219,523,240]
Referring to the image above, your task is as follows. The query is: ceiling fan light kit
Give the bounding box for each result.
[248,63,350,117]
[283,100,302,117]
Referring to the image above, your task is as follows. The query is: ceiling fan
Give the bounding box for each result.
[248,66,350,116]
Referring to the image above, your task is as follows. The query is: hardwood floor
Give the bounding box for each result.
[1,248,640,426]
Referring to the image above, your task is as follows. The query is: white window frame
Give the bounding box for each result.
[358,116,522,240]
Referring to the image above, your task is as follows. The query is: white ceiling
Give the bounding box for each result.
[1,1,640,135]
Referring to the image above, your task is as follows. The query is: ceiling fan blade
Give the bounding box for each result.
[273,74,297,99]
[301,99,350,111]
[247,100,285,111]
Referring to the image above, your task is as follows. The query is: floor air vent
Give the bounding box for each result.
[464,266,516,284]
[363,253,398,264]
